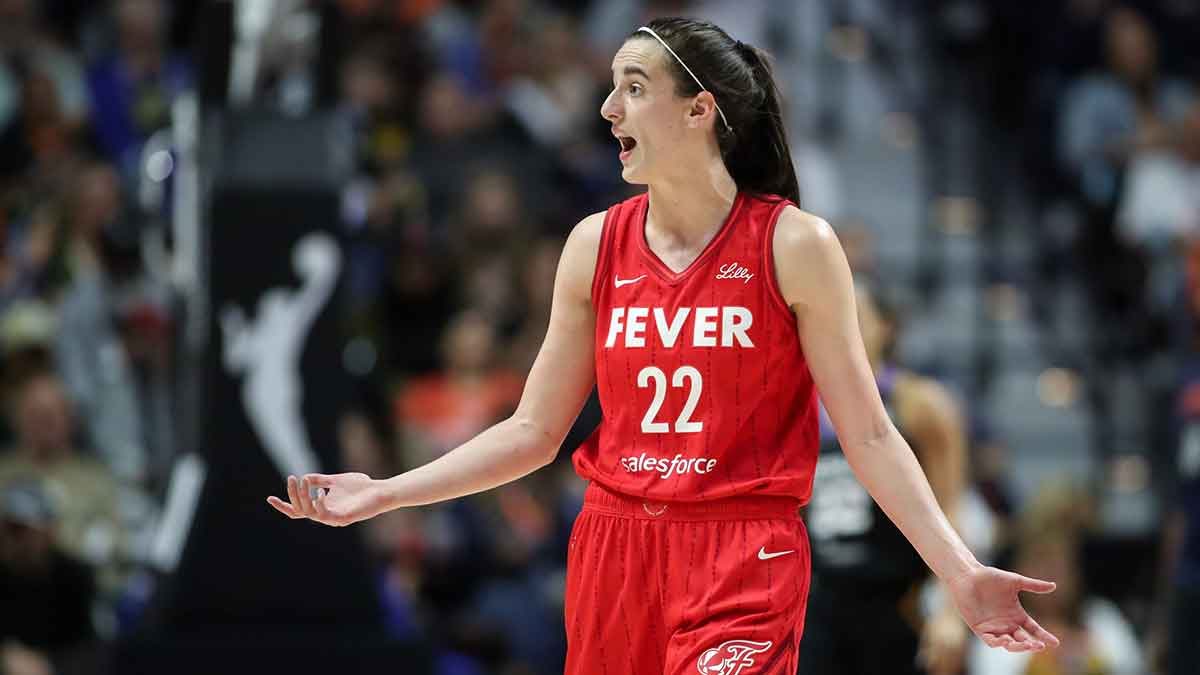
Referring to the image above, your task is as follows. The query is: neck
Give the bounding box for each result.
[645,152,738,243]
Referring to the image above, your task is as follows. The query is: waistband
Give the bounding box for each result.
[582,482,801,521]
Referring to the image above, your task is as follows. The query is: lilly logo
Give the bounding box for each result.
[716,262,754,284]
[696,639,772,675]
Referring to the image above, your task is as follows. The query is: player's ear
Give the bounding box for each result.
[687,92,718,129]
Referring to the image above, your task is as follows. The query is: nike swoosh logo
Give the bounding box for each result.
[757,547,794,560]
[614,274,647,288]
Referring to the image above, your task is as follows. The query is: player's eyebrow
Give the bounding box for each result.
[613,65,651,81]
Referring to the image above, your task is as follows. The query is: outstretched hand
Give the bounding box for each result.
[267,473,388,527]
[946,565,1061,653]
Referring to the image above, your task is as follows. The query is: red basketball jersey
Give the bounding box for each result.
[573,191,820,503]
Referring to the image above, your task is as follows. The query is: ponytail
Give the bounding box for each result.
[727,44,801,207]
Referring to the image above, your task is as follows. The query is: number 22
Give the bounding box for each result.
[637,365,703,433]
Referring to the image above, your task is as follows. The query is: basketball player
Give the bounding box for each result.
[268,18,1059,674]
[800,282,968,675]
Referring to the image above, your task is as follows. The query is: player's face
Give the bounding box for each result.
[601,39,690,184]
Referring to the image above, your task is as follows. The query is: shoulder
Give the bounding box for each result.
[772,204,836,251]
[557,211,608,301]
[561,211,606,268]
[771,205,844,308]
[565,211,606,251]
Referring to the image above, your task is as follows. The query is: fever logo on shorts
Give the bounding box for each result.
[696,639,772,675]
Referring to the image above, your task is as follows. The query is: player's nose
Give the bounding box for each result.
[600,89,621,122]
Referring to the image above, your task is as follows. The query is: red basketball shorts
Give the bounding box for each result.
[564,483,811,675]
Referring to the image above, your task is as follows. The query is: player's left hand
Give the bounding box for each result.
[267,473,388,527]
[945,565,1060,653]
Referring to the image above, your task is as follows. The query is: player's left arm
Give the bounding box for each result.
[772,205,1059,653]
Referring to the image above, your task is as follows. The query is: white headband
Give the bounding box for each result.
[636,26,732,132]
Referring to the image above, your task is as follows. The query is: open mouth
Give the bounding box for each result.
[618,136,637,153]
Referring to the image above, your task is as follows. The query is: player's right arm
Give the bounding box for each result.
[268,213,605,526]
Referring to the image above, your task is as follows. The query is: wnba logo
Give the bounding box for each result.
[696,639,772,675]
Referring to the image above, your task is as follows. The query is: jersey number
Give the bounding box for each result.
[637,366,703,433]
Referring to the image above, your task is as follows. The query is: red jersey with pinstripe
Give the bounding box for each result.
[573,191,820,503]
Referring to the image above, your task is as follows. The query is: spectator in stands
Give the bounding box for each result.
[396,309,523,465]
[0,301,56,444]
[502,10,597,152]
[447,167,541,342]
[451,167,530,261]
[0,478,99,675]
[0,62,88,185]
[0,371,126,596]
[507,236,564,371]
[0,0,90,178]
[409,72,503,221]
[53,162,148,483]
[1059,6,1194,209]
[380,245,457,376]
[113,287,174,488]
[408,72,561,232]
[1115,100,1200,325]
[0,57,87,307]
[86,0,190,179]
[341,38,425,178]
[1058,6,1194,354]
[465,472,569,675]
[1117,100,1200,248]
[461,254,521,337]
[0,199,65,312]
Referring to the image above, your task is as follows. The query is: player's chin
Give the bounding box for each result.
[619,165,648,184]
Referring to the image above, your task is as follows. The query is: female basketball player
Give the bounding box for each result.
[268,18,1060,674]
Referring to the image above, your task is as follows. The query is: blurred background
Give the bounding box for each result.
[0,0,1197,673]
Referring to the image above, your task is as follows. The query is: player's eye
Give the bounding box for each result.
[628,83,643,96]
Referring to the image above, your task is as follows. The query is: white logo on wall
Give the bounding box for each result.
[221,233,342,478]
[696,639,772,675]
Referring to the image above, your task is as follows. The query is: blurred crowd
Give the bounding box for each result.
[0,1,1198,674]
[1,0,186,673]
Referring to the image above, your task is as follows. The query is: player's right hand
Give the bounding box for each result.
[267,473,388,527]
